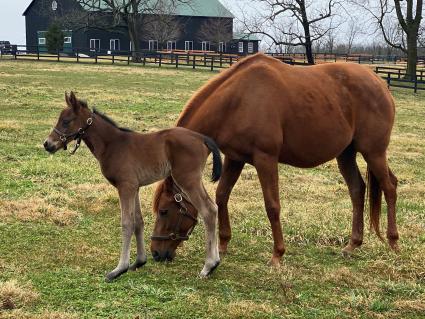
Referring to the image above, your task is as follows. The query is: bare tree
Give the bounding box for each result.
[54,0,192,59]
[197,6,233,52]
[354,0,423,79]
[346,20,361,54]
[142,1,182,50]
[242,0,340,64]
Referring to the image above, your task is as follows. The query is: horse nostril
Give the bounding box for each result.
[152,250,161,262]
[43,141,48,149]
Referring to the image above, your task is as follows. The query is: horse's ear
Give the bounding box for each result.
[65,92,71,106]
[68,91,80,112]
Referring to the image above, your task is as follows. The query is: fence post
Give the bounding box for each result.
[37,46,40,61]
[95,51,98,64]
[143,53,146,66]
[176,54,179,68]
[414,75,418,93]
[57,48,60,62]
[211,56,214,71]
[76,49,79,63]
[112,53,115,64]
[204,53,207,66]
[220,53,223,67]
[230,56,233,66]
[159,53,162,67]
[127,54,130,65]
[193,54,196,69]
[187,52,189,65]
[387,72,391,88]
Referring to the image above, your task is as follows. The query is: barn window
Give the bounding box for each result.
[248,42,254,54]
[149,40,158,51]
[64,37,72,44]
[110,39,120,51]
[38,38,46,45]
[201,41,210,51]
[90,39,100,52]
[167,41,176,51]
[219,42,226,53]
[238,42,244,53]
[185,41,193,51]
[51,0,58,11]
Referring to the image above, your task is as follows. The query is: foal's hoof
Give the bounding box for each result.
[342,243,361,258]
[105,267,128,283]
[129,259,147,271]
[199,260,220,278]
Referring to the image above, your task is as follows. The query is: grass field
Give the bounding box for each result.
[0,60,424,319]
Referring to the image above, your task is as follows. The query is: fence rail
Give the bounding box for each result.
[2,45,424,93]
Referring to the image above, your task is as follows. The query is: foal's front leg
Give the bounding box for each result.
[106,185,137,282]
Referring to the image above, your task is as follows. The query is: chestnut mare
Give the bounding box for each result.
[44,92,222,281]
[152,53,399,266]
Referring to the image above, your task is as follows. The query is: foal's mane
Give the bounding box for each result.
[176,53,271,127]
[93,108,133,132]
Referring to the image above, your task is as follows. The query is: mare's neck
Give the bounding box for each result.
[82,116,122,161]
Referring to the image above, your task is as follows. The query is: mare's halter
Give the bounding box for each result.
[53,114,94,155]
[151,190,198,242]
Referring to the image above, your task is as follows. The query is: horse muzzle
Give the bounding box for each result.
[152,250,174,262]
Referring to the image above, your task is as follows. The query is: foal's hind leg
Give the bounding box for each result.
[173,175,220,277]
[337,146,366,256]
[364,153,399,251]
[129,192,147,271]
[216,157,245,253]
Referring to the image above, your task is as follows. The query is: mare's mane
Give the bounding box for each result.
[93,108,133,132]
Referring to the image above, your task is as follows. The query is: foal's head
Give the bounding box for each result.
[151,178,198,262]
[43,92,92,153]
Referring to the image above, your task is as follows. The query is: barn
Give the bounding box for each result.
[23,0,260,55]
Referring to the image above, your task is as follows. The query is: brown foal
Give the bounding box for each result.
[44,92,222,281]
[152,53,400,266]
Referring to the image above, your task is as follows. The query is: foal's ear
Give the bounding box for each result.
[66,91,86,112]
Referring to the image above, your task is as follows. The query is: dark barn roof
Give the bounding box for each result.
[23,0,234,18]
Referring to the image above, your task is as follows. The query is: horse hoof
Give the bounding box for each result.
[105,267,128,283]
[219,243,228,254]
[129,259,147,271]
[342,245,355,258]
[199,260,220,278]
[389,241,400,253]
[267,256,281,268]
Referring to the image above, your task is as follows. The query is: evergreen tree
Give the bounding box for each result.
[46,23,64,53]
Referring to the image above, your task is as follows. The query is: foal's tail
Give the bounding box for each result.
[203,136,222,182]
[367,167,384,241]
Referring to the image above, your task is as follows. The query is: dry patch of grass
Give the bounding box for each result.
[0,310,77,319]
[0,280,39,312]
[0,198,80,226]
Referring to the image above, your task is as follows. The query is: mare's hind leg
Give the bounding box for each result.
[364,153,399,251]
[173,175,220,277]
[216,157,245,253]
[253,153,285,266]
[129,192,147,271]
[337,145,366,256]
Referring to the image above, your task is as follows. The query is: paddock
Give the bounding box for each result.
[0,60,424,318]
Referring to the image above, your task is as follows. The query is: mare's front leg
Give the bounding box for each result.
[129,192,147,271]
[106,184,137,282]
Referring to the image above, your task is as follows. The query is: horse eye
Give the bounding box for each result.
[62,119,71,126]
[159,209,168,216]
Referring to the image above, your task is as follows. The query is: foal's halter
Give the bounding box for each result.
[53,115,94,155]
[151,191,198,242]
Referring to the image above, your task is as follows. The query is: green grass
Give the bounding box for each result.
[0,60,424,319]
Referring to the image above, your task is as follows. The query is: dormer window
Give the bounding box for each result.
[52,1,58,11]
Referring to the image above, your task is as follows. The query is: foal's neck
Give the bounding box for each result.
[82,116,123,160]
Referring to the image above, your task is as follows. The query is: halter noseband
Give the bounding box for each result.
[151,191,198,242]
[53,115,94,155]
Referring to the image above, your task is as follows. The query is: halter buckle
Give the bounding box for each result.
[87,118,93,125]
[60,135,67,142]
[174,194,183,203]
[169,233,177,241]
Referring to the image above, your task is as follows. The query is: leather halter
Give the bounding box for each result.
[53,115,94,155]
[151,190,198,242]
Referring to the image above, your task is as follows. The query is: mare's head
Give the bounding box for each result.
[43,92,91,153]
[151,177,199,262]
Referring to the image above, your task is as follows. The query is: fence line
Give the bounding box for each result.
[2,45,424,92]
